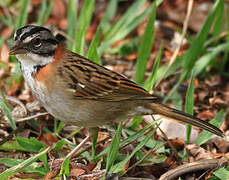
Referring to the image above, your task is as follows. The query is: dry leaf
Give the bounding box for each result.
[38,133,58,146]
[0,44,9,63]
[70,167,86,176]
[197,110,214,120]
[31,0,42,5]
[125,53,137,61]
[1,27,13,39]
[52,0,66,19]
[186,144,213,161]
[44,170,59,180]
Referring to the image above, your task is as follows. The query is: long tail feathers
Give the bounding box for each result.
[148,103,224,137]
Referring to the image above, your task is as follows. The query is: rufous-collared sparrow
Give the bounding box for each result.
[9,25,224,158]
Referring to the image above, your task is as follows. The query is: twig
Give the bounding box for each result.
[155,0,194,87]
[154,118,181,161]
[15,112,49,122]
[159,158,228,180]
[77,170,106,179]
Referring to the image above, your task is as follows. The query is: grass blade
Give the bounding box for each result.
[37,0,47,25]
[193,42,229,77]
[164,0,223,102]
[94,122,155,161]
[16,137,45,152]
[183,0,221,71]
[42,0,54,25]
[185,72,194,143]
[73,0,95,55]
[67,0,78,50]
[103,0,146,41]
[221,5,229,72]
[195,109,225,145]
[88,25,102,64]
[136,1,156,84]
[106,122,122,172]
[16,0,29,29]
[0,14,13,27]
[0,96,16,130]
[98,2,156,55]
[144,43,162,91]
[59,158,70,177]
[100,0,117,34]
[0,147,50,180]
[212,0,224,38]
[213,167,229,180]
[110,128,157,174]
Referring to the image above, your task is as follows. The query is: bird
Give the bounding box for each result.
[9,25,224,159]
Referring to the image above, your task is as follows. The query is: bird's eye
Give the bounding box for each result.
[32,38,41,47]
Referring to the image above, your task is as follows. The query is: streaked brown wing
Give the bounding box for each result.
[59,51,159,102]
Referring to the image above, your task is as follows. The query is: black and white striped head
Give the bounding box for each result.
[10,25,58,57]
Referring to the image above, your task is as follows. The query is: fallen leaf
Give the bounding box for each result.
[31,0,42,5]
[169,138,184,151]
[52,0,66,19]
[209,96,227,109]
[0,44,9,63]
[197,110,215,120]
[7,80,22,96]
[186,144,213,161]
[86,162,96,171]
[86,23,98,41]
[125,53,137,61]
[44,170,59,180]
[1,27,13,39]
[59,18,67,30]
[70,167,86,176]
[38,133,59,146]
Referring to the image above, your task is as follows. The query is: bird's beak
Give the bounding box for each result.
[9,43,27,55]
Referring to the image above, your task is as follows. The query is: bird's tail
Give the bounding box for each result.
[147,103,224,137]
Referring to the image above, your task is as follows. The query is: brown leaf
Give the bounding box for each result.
[86,23,98,41]
[7,81,22,96]
[0,44,9,63]
[59,18,67,30]
[206,75,221,86]
[1,27,13,39]
[197,90,209,101]
[169,138,184,151]
[186,144,213,161]
[209,96,227,109]
[125,53,137,61]
[97,131,109,142]
[31,0,42,5]
[86,162,96,171]
[44,170,59,180]
[38,133,58,146]
[70,167,86,176]
[197,110,214,120]
[52,0,66,19]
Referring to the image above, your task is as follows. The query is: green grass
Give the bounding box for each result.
[164,0,226,102]
[16,0,29,29]
[73,0,95,55]
[0,147,50,180]
[0,0,228,179]
[66,0,78,49]
[136,1,156,85]
[185,72,194,143]
[37,0,54,25]
[0,92,16,130]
